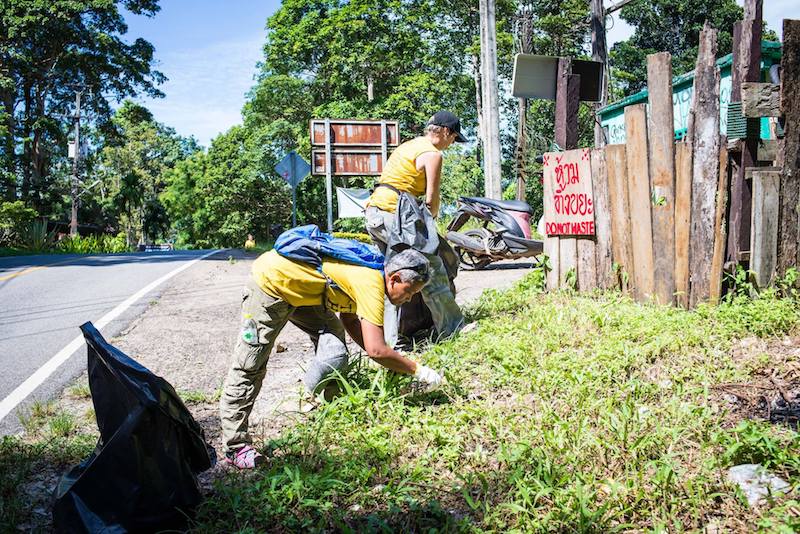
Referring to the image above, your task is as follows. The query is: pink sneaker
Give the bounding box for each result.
[224,445,265,469]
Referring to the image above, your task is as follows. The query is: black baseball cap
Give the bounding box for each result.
[427,111,467,143]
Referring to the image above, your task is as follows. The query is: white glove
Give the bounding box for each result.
[413,364,445,392]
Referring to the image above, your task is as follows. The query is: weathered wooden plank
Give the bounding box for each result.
[727,15,761,264]
[624,104,655,301]
[545,236,560,291]
[778,19,800,276]
[674,142,692,307]
[592,149,614,288]
[647,52,676,305]
[606,144,634,292]
[689,24,720,307]
[559,237,578,288]
[749,168,780,288]
[543,161,561,291]
[577,237,597,291]
[741,82,781,117]
[710,145,730,304]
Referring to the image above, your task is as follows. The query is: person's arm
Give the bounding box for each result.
[417,151,443,217]
[360,319,417,375]
[340,312,365,350]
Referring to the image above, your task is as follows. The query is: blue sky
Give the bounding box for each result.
[122,0,796,147]
[123,0,281,146]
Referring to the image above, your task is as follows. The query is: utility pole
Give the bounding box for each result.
[479,0,502,199]
[514,4,534,201]
[69,89,82,236]
[591,0,609,147]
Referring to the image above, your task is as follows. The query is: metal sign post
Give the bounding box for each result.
[275,151,310,227]
[324,119,334,232]
[310,118,399,230]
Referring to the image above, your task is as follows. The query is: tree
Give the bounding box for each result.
[0,0,164,215]
[100,101,196,245]
[610,0,744,96]
[162,126,291,248]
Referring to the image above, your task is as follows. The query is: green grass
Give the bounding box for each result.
[194,273,800,532]
[179,388,222,404]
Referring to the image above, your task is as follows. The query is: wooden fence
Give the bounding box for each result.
[545,18,799,308]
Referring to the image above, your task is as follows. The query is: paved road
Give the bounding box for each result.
[0,249,222,435]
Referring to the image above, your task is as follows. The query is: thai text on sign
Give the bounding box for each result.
[542,148,596,236]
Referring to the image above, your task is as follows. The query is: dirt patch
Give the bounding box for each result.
[711,336,800,428]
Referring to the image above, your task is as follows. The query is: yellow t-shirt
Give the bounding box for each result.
[251,250,385,326]
[368,136,440,213]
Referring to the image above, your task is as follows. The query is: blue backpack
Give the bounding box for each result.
[274,225,384,271]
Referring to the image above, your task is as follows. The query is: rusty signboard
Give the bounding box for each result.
[311,118,399,230]
[542,148,596,236]
[312,149,385,175]
[310,120,399,147]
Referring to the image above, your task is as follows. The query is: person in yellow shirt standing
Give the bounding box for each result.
[219,246,444,469]
[366,111,466,346]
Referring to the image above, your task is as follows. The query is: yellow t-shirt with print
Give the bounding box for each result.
[251,250,384,326]
[368,136,440,213]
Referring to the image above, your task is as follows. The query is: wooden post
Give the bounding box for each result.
[577,237,597,290]
[555,58,580,150]
[710,145,730,304]
[749,168,780,288]
[647,52,677,305]
[606,144,634,292]
[592,149,614,288]
[674,142,692,307]
[624,104,655,301]
[545,234,560,290]
[553,57,581,289]
[689,24,720,307]
[727,2,763,263]
[778,19,800,276]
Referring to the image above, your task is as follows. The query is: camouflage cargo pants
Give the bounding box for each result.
[219,278,348,454]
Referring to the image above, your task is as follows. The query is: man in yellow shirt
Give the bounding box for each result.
[219,247,444,469]
[366,111,466,345]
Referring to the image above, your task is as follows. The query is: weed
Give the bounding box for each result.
[178,389,221,404]
[0,434,95,531]
[193,283,800,531]
[228,255,236,264]
[67,384,91,399]
[48,412,76,438]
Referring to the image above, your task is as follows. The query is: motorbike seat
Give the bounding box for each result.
[461,196,533,214]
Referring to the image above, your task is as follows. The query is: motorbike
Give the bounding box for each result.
[446,196,544,270]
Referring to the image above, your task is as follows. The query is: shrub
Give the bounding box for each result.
[0,201,38,247]
[56,233,129,254]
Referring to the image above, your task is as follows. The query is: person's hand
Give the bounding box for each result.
[413,364,445,392]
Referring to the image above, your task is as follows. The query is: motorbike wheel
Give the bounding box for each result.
[456,229,493,270]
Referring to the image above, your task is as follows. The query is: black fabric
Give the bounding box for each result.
[52,322,216,533]
[389,192,440,255]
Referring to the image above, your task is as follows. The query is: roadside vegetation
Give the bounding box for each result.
[192,270,800,532]
[2,268,799,531]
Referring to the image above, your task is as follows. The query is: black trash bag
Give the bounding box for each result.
[52,322,216,533]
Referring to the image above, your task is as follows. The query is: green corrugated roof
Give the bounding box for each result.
[598,40,782,117]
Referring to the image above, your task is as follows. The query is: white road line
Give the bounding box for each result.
[0,249,222,422]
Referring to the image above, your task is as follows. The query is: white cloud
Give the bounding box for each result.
[134,35,264,147]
